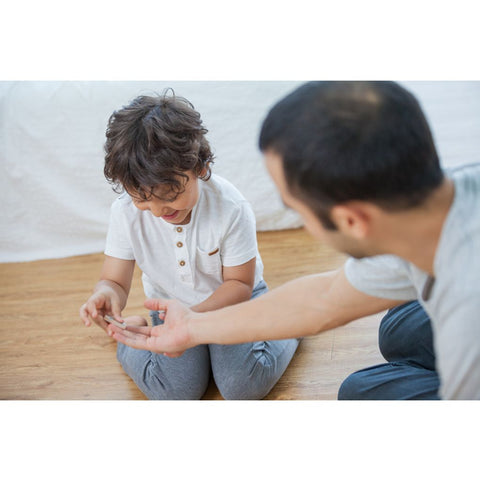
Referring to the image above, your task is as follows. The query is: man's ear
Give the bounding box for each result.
[330,203,372,239]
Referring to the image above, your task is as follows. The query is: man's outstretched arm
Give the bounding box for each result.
[109,266,402,354]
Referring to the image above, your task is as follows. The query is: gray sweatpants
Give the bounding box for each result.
[116,281,299,400]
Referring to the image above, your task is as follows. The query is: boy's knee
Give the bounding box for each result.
[214,357,276,400]
[212,340,298,400]
[117,345,208,400]
[116,342,130,366]
[142,361,210,400]
[216,377,271,400]
[133,368,208,400]
[147,380,207,400]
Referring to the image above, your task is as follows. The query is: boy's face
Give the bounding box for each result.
[129,170,200,225]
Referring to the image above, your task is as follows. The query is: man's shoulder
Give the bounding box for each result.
[344,255,419,301]
[346,254,410,271]
[449,162,480,192]
[439,163,480,260]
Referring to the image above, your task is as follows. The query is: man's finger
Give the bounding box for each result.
[110,327,153,351]
[125,325,153,335]
[109,323,135,335]
[144,298,168,312]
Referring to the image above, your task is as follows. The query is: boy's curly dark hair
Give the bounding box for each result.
[104,91,214,200]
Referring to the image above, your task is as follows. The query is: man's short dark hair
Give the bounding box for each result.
[104,91,214,200]
[259,81,444,229]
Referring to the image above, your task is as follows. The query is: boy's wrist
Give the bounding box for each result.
[94,280,115,296]
[95,280,126,304]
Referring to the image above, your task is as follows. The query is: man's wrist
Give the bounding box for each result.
[185,310,206,348]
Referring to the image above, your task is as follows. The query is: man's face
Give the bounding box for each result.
[264,149,372,259]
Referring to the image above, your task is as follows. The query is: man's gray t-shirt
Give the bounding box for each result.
[345,163,480,399]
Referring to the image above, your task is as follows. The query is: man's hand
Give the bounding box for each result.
[108,298,196,356]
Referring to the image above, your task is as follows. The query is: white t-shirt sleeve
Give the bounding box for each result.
[104,199,135,260]
[221,201,259,267]
[345,255,418,301]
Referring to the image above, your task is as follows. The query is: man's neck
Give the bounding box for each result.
[373,178,456,276]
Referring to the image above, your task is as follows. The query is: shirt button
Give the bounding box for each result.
[179,260,186,267]
[176,241,183,248]
[176,227,183,233]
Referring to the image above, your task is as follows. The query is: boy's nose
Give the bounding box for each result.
[150,205,165,217]
[150,204,176,218]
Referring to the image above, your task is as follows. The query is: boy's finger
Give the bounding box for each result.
[110,305,124,322]
[89,296,105,319]
[79,305,92,326]
[96,315,110,329]
[164,352,184,358]
[105,314,125,327]
[85,300,98,319]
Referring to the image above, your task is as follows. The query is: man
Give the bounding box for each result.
[108,81,480,400]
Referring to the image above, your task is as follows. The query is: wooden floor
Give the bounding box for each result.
[0,228,385,400]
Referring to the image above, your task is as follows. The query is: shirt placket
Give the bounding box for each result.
[173,225,193,284]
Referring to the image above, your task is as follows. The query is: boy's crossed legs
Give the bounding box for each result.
[116,339,299,400]
[116,282,299,400]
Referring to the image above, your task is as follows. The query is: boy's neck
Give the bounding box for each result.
[177,210,192,225]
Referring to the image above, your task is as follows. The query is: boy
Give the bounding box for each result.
[80,92,299,400]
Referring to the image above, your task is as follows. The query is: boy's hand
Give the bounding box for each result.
[108,298,194,356]
[79,291,123,332]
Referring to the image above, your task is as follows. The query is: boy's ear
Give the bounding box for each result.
[199,166,208,179]
[330,203,372,239]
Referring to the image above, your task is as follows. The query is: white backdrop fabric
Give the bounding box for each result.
[1,81,479,263]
